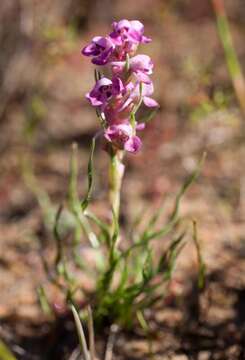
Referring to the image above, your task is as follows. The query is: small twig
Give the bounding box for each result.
[68,347,81,360]
[104,324,119,360]
[87,306,96,360]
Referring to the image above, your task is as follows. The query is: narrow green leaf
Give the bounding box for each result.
[142,249,153,282]
[71,305,90,360]
[85,210,111,246]
[68,143,79,208]
[136,310,149,332]
[169,154,205,223]
[97,258,118,296]
[165,242,186,281]
[81,137,96,211]
[130,112,136,130]
[0,340,17,360]
[133,82,143,115]
[216,14,242,79]
[95,109,106,128]
[37,286,53,316]
[147,200,166,229]
[21,157,55,229]
[68,143,99,249]
[157,233,186,274]
[192,220,206,289]
[53,204,64,268]
[140,109,158,124]
[127,206,147,240]
[142,152,206,242]
[114,259,129,297]
[140,200,166,241]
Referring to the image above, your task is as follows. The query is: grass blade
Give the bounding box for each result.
[212,0,245,116]
[53,204,64,268]
[0,340,17,360]
[87,306,95,360]
[192,220,206,289]
[68,143,99,248]
[85,210,111,247]
[81,137,96,211]
[142,152,206,242]
[71,305,90,360]
[37,286,53,316]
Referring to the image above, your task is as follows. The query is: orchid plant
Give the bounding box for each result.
[82,20,159,234]
[34,19,204,331]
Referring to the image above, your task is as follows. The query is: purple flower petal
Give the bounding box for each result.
[124,135,142,153]
[136,122,146,131]
[130,20,144,33]
[86,92,103,106]
[109,19,151,48]
[104,123,133,149]
[112,77,124,94]
[82,36,115,65]
[111,60,126,73]
[86,77,126,109]
[130,55,153,75]
[141,35,152,43]
[134,71,152,84]
[143,96,159,108]
[92,46,114,65]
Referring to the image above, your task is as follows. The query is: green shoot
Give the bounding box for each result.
[71,305,91,360]
[212,0,245,116]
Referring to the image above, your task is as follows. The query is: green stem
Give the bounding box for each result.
[212,0,245,117]
[109,149,125,236]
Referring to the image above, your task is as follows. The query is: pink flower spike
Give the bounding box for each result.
[82,19,158,155]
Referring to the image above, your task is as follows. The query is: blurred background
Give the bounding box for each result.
[1,0,245,358]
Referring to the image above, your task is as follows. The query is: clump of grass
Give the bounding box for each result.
[30,142,205,330]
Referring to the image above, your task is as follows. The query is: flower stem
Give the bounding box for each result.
[109,149,125,236]
[211,0,245,117]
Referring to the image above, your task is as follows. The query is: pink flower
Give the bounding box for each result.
[120,81,159,110]
[111,54,153,84]
[82,36,115,65]
[110,20,151,46]
[139,81,159,107]
[104,123,142,153]
[129,55,153,83]
[86,77,125,108]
